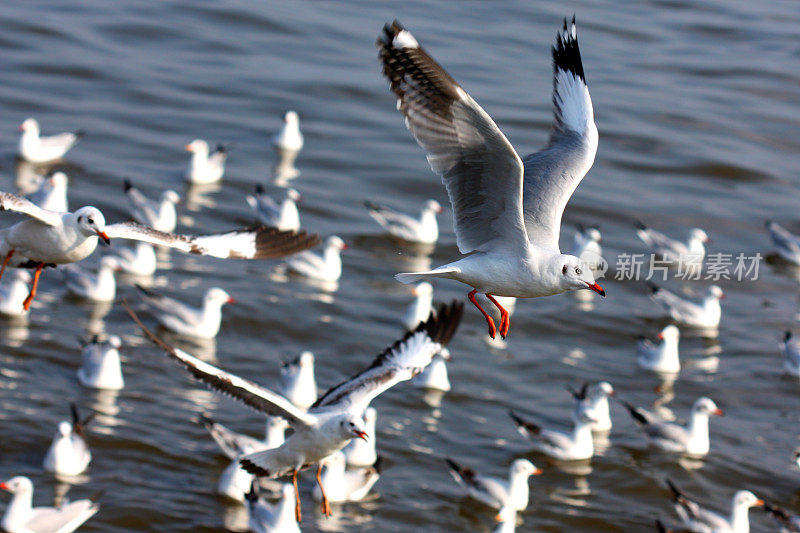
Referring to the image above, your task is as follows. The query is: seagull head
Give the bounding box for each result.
[594,381,615,398]
[326,235,348,252]
[708,285,725,300]
[693,397,723,417]
[161,190,181,205]
[558,255,604,296]
[658,325,680,344]
[733,490,764,509]
[0,476,32,494]
[425,199,443,214]
[185,139,209,155]
[73,207,110,245]
[19,118,38,134]
[286,188,302,203]
[206,287,235,305]
[57,420,72,437]
[510,458,542,478]
[689,228,710,244]
[342,416,369,442]
[284,111,299,124]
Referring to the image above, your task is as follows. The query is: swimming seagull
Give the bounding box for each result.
[246,482,300,533]
[377,18,603,339]
[637,325,681,374]
[123,180,181,233]
[647,283,724,329]
[402,281,434,330]
[28,171,68,213]
[42,403,94,477]
[272,111,304,153]
[62,256,121,302]
[364,199,442,244]
[665,479,763,533]
[246,185,301,231]
[636,222,709,266]
[77,335,124,390]
[285,235,348,282]
[445,458,541,511]
[18,118,84,163]
[218,441,258,502]
[112,242,157,277]
[278,351,318,409]
[0,476,99,533]
[622,397,722,457]
[311,452,382,503]
[781,332,800,377]
[410,347,451,392]
[0,191,320,310]
[767,220,800,265]
[509,410,596,461]
[185,139,228,184]
[568,381,614,432]
[136,285,234,339]
[126,301,463,522]
[342,407,378,468]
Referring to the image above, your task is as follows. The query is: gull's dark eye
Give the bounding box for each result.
[562,265,568,275]
[575,267,582,275]
[87,218,94,224]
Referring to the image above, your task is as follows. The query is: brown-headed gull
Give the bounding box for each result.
[311,451,381,503]
[272,111,304,153]
[623,397,722,457]
[0,476,99,533]
[364,199,442,244]
[43,403,94,477]
[18,118,84,164]
[569,381,614,432]
[246,482,300,533]
[767,220,800,265]
[278,351,318,410]
[636,222,709,265]
[246,185,301,231]
[648,283,724,330]
[0,191,320,310]
[78,335,124,390]
[112,242,157,277]
[62,256,120,302]
[445,458,541,511]
[0,270,31,316]
[378,18,603,339]
[126,300,463,521]
[764,503,800,533]
[28,172,68,213]
[123,180,180,233]
[665,479,763,533]
[185,139,227,184]
[403,281,434,330]
[410,347,451,392]
[637,325,681,374]
[285,235,347,282]
[342,407,378,468]
[509,410,595,461]
[199,414,288,460]
[781,332,800,377]
[136,285,234,339]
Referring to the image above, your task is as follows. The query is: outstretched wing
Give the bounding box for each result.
[125,304,315,427]
[311,301,463,415]
[0,191,62,225]
[104,222,320,259]
[377,21,527,253]
[521,18,598,249]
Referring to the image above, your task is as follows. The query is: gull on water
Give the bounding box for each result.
[648,283,724,330]
[766,220,800,265]
[636,222,709,266]
[246,482,300,533]
[445,457,541,511]
[509,410,596,461]
[137,285,234,340]
[378,18,603,339]
[410,347,451,392]
[278,351,318,410]
[571,224,603,271]
[185,139,228,184]
[311,451,381,503]
[568,381,614,432]
[62,256,121,302]
[781,331,800,377]
[402,281,434,330]
[664,479,763,533]
[77,335,124,390]
[198,414,288,460]
[246,185,301,231]
[18,118,84,163]
[637,325,681,374]
[0,476,99,533]
[28,172,68,213]
[285,235,347,283]
[342,407,378,468]
[112,242,157,277]
[364,199,442,244]
[123,179,181,233]
[272,111,304,153]
[42,403,94,477]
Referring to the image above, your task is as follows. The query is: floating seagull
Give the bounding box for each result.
[246,186,301,231]
[764,502,800,533]
[112,242,157,277]
[137,285,234,339]
[78,335,124,390]
[571,224,603,270]
[18,118,84,163]
[185,139,227,184]
[364,199,442,244]
[637,325,681,374]
[623,397,722,457]
[272,111,304,153]
[43,403,94,477]
[402,281,434,330]
[62,256,120,302]
[648,283,724,330]
[781,332,800,377]
[246,482,300,533]
[636,222,709,265]
[312,451,381,503]
[285,235,347,282]
[342,407,378,468]
[0,270,31,316]
[666,479,763,533]
[278,351,317,409]
[28,172,68,213]
[445,457,541,511]
[123,180,180,233]
[126,301,463,522]
[199,414,288,460]
[378,18,603,339]
[568,381,614,432]
[410,347,451,392]
[509,410,595,461]
[0,476,99,533]
[0,191,320,310]
[767,221,800,265]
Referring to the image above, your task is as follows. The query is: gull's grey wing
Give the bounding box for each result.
[767,221,800,256]
[0,191,63,225]
[364,201,422,241]
[124,181,159,226]
[650,285,701,318]
[135,284,201,326]
[378,21,528,253]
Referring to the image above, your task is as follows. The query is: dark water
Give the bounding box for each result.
[1,1,800,531]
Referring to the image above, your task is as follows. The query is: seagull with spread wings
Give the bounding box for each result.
[126,301,463,522]
[377,18,603,339]
[0,191,320,310]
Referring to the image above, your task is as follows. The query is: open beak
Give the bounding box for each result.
[227,297,236,304]
[354,430,368,442]
[585,282,605,296]
[714,408,724,416]
[96,231,111,246]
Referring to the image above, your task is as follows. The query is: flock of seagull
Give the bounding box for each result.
[3,14,800,533]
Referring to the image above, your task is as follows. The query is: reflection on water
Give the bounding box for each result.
[183,183,221,214]
[0,319,29,347]
[272,148,301,187]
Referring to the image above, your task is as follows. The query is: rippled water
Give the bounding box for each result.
[2,1,800,531]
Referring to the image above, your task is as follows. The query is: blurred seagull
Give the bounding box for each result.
[136,285,234,339]
[364,199,442,244]
[636,222,709,265]
[246,482,300,533]
[666,479,763,533]
[185,139,227,184]
[123,180,180,233]
[637,325,681,374]
[28,171,68,213]
[77,335,124,390]
[198,414,288,460]
[568,381,614,432]
[278,351,317,410]
[509,410,596,461]
[272,111,304,153]
[246,186,301,231]
[648,283,724,330]
[42,403,94,477]
[0,270,31,316]
[410,347,451,392]
[18,118,84,163]
[764,502,800,533]
[0,476,99,533]
[766,220,800,265]
[571,224,603,270]
[285,235,347,282]
[112,242,157,277]
[342,407,378,468]
[445,457,541,511]
[62,256,120,302]
[312,452,381,503]
[403,281,434,330]
[378,18,603,339]
[781,331,800,377]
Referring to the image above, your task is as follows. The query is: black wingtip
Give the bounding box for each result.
[622,401,648,425]
[215,143,227,154]
[239,458,270,477]
[444,457,462,474]
[552,16,584,82]
[196,413,215,429]
[646,281,660,295]
[254,184,265,195]
[123,179,133,192]
[655,519,669,533]
[373,456,385,474]
[422,300,464,347]
[508,410,540,435]
[635,220,648,231]
[364,200,382,212]
[245,480,259,503]
[135,283,157,298]
[665,478,682,502]
[765,219,773,228]
[70,402,80,426]
[74,129,86,138]
[785,331,792,342]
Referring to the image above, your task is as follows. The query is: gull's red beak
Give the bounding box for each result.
[533,467,543,476]
[0,483,8,491]
[227,297,236,304]
[341,243,350,251]
[355,430,368,442]
[97,231,111,246]
[18,124,24,131]
[658,333,664,340]
[714,408,724,416]
[585,282,605,296]
[755,499,765,507]
[184,144,192,151]
[436,205,443,214]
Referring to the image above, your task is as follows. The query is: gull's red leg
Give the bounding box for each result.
[468,289,496,339]
[316,463,332,517]
[0,249,14,282]
[292,468,302,523]
[22,262,43,311]
[486,294,510,338]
